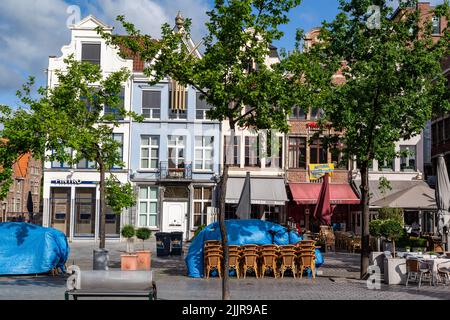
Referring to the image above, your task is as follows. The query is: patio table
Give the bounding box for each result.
[423,258,450,285]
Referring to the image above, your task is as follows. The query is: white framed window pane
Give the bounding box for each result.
[205,161,213,170]
[195,150,203,159]
[141,137,149,146]
[195,161,203,170]
[195,136,203,146]
[140,202,148,213]
[139,215,147,226]
[205,149,213,160]
[141,148,149,158]
[149,215,157,227]
[205,137,214,147]
[151,137,158,146]
[141,159,149,168]
[150,202,158,213]
[139,187,148,199]
[150,160,158,168]
[150,188,158,199]
[151,149,158,158]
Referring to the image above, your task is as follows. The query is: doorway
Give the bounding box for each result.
[50,187,71,235]
[74,188,96,238]
[162,201,187,237]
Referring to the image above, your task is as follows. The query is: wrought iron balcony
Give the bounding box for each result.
[159,161,192,180]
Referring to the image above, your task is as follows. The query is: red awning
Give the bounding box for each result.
[289,183,360,205]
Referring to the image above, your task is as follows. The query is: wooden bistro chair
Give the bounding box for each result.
[242,252,260,279]
[298,252,316,280]
[205,252,223,279]
[228,252,242,279]
[280,251,297,278]
[260,252,279,278]
[204,240,221,247]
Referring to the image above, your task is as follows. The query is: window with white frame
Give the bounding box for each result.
[81,43,101,65]
[138,186,158,228]
[51,148,72,168]
[193,187,212,227]
[112,133,124,169]
[142,91,161,119]
[196,92,212,120]
[168,135,185,168]
[400,145,416,171]
[140,136,159,170]
[195,136,214,171]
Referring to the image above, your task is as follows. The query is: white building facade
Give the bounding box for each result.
[42,16,133,241]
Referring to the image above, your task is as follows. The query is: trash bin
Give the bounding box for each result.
[170,232,183,256]
[93,248,109,270]
[155,232,171,257]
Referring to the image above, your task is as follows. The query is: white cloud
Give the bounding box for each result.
[0,0,210,106]
[83,0,210,42]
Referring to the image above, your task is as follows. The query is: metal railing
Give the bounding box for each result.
[159,161,192,180]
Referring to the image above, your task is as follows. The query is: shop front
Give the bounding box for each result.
[287,182,360,232]
[225,177,289,224]
[44,179,121,241]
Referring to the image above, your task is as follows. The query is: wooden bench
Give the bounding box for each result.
[65,266,157,300]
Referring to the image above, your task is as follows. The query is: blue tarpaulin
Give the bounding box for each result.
[185,219,324,278]
[0,222,70,275]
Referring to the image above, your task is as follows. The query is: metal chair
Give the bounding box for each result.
[280,252,297,278]
[298,252,316,279]
[405,258,432,288]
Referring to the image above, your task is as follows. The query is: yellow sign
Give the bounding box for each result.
[309,163,334,180]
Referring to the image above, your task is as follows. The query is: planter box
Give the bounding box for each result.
[383,258,407,285]
[369,252,385,274]
[121,254,138,271]
[136,250,152,270]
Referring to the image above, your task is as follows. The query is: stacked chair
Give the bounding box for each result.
[202,240,319,280]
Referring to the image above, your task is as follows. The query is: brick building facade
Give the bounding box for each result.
[1,152,42,223]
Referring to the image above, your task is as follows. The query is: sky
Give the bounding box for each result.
[0,0,445,108]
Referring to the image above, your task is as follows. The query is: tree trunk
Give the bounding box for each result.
[98,159,106,249]
[219,163,230,300]
[359,162,370,279]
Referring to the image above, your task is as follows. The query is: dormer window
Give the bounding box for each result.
[82,43,101,65]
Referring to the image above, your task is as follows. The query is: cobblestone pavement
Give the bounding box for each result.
[1,239,449,300]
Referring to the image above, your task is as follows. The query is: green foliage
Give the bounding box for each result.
[136,227,152,250]
[106,177,136,215]
[369,219,384,238]
[0,56,142,249]
[121,225,136,239]
[378,208,404,227]
[379,219,404,242]
[99,0,302,133]
[136,227,152,241]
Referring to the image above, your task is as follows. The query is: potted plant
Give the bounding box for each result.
[135,227,152,270]
[380,219,406,285]
[120,225,138,271]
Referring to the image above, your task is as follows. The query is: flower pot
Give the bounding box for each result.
[121,254,138,271]
[383,258,407,285]
[136,250,151,270]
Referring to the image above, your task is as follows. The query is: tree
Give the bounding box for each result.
[379,219,404,258]
[285,0,449,279]
[99,0,302,299]
[0,56,141,250]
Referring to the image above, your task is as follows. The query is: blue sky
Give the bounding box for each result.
[0,0,444,108]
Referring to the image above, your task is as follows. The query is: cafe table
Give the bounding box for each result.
[422,257,450,285]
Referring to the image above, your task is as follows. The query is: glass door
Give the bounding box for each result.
[74,188,96,237]
[50,188,71,235]
[105,207,120,238]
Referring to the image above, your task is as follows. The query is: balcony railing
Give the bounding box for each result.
[159,161,192,180]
